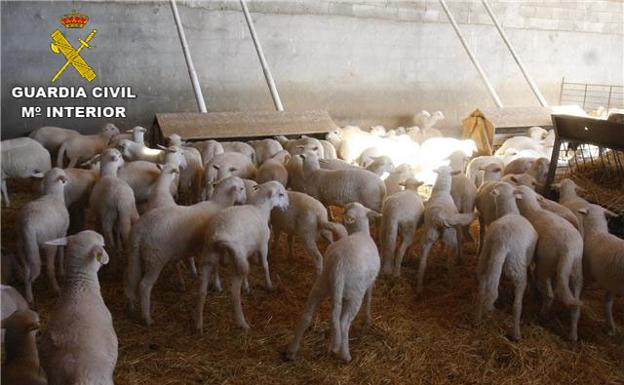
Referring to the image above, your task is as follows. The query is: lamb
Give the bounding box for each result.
[555,178,591,234]
[221,141,257,164]
[380,178,424,276]
[1,137,51,206]
[362,155,394,177]
[1,309,47,385]
[256,150,290,186]
[417,166,475,295]
[475,182,537,340]
[203,151,257,198]
[17,168,69,303]
[88,148,139,253]
[125,176,247,326]
[165,134,204,203]
[39,230,117,385]
[466,156,504,187]
[577,204,624,336]
[298,151,386,212]
[278,135,324,158]
[143,164,179,212]
[384,164,415,196]
[249,138,283,165]
[56,123,120,168]
[283,202,380,362]
[504,157,549,188]
[320,139,337,159]
[195,181,289,332]
[189,139,224,165]
[1,284,29,323]
[116,139,164,163]
[285,153,307,192]
[494,126,548,157]
[271,191,346,273]
[417,137,476,183]
[535,195,580,231]
[514,185,583,341]
[108,126,146,147]
[325,126,376,163]
[62,167,99,231]
[501,173,540,190]
[29,125,81,154]
[416,110,445,130]
[451,172,478,244]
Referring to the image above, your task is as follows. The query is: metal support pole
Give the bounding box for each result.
[481,0,549,107]
[240,0,284,111]
[439,0,503,108]
[170,0,207,113]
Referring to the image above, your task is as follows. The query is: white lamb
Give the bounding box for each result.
[417,166,475,295]
[380,178,424,276]
[494,126,548,157]
[466,156,504,187]
[125,176,247,326]
[88,149,139,254]
[249,138,284,165]
[108,126,146,147]
[57,123,119,168]
[143,164,179,213]
[17,168,69,303]
[277,136,324,159]
[203,151,257,199]
[514,185,583,341]
[283,202,380,362]
[2,309,47,385]
[256,150,290,186]
[298,151,386,212]
[1,137,51,206]
[189,139,224,165]
[577,204,624,336]
[39,230,117,385]
[221,141,257,164]
[475,182,537,340]
[271,191,346,273]
[195,181,289,332]
[29,125,81,154]
[555,178,591,234]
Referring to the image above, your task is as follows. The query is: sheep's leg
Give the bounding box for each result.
[175,262,187,292]
[537,277,554,318]
[302,236,323,275]
[1,179,9,207]
[231,273,250,330]
[195,263,213,334]
[23,263,34,304]
[44,245,61,295]
[139,263,164,327]
[271,228,282,256]
[604,292,616,336]
[364,285,374,327]
[442,227,458,287]
[339,295,363,363]
[455,225,464,265]
[259,244,273,291]
[67,157,78,169]
[330,283,345,355]
[394,223,416,277]
[212,264,223,293]
[284,283,326,361]
[511,276,527,341]
[188,257,198,278]
[57,245,65,279]
[568,264,583,342]
[417,228,439,295]
[287,234,295,259]
[477,215,485,255]
[119,214,133,253]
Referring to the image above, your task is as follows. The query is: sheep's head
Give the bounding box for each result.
[157,163,180,177]
[556,178,585,195]
[213,176,247,206]
[254,181,288,210]
[505,174,539,190]
[166,133,182,147]
[43,168,68,191]
[343,202,381,234]
[528,126,548,141]
[159,145,187,170]
[45,230,109,271]
[1,309,40,335]
[102,148,124,167]
[399,178,424,191]
[102,123,120,137]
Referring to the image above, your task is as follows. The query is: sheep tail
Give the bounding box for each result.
[554,253,583,308]
[443,212,475,228]
[320,221,348,242]
[477,240,505,312]
[56,142,68,168]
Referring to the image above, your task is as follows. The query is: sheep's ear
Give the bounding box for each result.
[604,209,618,218]
[296,145,305,150]
[575,185,587,193]
[450,170,461,176]
[577,208,588,215]
[492,167,502,173]
[490,189,500,197]
[32,171,45,178]
[93,247,109,265]
[45,237,68,246]
[252,184,260,191]
[156,164,164,171]
[510,175,519,183]
[514,193,523,200]
[535,194,544,202]
[366,209,382,220]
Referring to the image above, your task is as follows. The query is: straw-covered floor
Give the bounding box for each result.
[2,180,623,385]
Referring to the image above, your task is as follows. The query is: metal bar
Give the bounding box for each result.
[607,85,613,111]
[559,77,565,105]
[582,84,588,110]
[240,0,284,111]
[438,0,503,108]
[170,0,207,113]
[481,0,548,107]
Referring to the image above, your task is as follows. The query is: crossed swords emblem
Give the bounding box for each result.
[50,29,97,82]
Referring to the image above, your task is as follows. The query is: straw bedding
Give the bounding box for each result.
[1,180,623,385]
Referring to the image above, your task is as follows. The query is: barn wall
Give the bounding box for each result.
[1,0,622,138]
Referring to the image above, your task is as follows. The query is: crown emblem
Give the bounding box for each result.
[60,10,89,29]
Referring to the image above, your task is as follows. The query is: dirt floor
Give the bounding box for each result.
[1,180,623,385]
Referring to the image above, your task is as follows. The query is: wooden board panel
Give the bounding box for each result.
[151,110,338,144]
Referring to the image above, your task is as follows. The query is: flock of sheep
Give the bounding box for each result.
[1,110,622,384]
